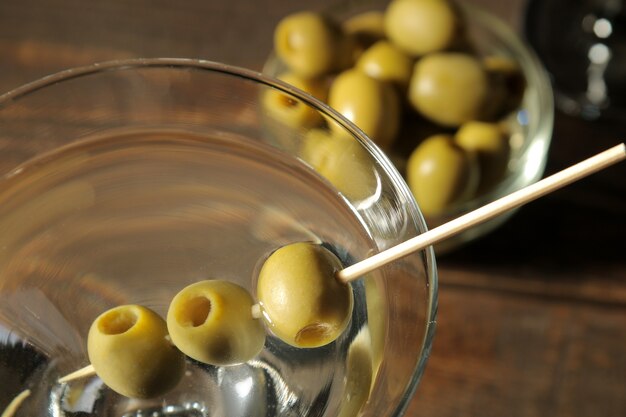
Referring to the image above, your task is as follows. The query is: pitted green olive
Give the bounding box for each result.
[455,121,510,193]
[355,41,413,89]
[328,69,400,149]
[384,0,460,56]
[300,128,377,201]
[87,305,185,398]
[408,53,488,127]
[263,72,329,128]
[257,242,353,348]
[274,11,348,78]
[406,134,479,217]
[167,280,266,366]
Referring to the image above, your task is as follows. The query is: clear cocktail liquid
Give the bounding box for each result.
[0,130,385,416]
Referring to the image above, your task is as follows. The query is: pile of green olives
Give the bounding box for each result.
[267,0,525,217]
[81,242,354,399]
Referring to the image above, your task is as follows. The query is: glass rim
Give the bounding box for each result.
[0,57,438,416]
[468,2,554,147]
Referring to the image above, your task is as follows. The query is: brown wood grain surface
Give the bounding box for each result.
[0,0,624,416]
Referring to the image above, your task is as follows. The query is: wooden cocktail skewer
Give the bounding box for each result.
[58,143,625,384]
[337,143,626,283]
[58,365,97,384]
[1,389,30,417]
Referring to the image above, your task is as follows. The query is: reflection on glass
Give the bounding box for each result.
[525,0,625,119]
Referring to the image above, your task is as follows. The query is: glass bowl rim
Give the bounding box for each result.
[0,57,438,417]
[449,2,555,213]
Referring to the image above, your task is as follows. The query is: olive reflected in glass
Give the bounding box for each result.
[256,242,353,348]
[384,0,460,56]
[167,280,266,366]
[455,121,510,193]
[263,72,329,129]
[274,11,348,79]
[356,40,414,89]
[328,69,400,149]
[87,305,185,398]
[336,328,373,417]
[408,52,488,127]
[406,134,479,217]
[300,128,378,201]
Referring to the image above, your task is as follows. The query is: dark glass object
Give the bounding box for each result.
[525,0,626,120]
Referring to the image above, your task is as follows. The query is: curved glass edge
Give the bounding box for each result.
[452,3,555,209]
[391,251,438,417]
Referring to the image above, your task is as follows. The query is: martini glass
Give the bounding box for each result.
[0,58,436,417]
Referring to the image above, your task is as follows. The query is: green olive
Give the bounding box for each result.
[355,41,413,89]
[257,242,353,348]
[87,305,185,398]
[263,72,329,128]
[274,11,347,79]
[406,134,479,217]
[408,52,488,127]
[455,121,510,193]
[328,69,400,149]
[300,128,377,201]
[384,0,460,56]
[167,280,266,366]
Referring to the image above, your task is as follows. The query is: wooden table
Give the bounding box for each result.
[1,1,624,416]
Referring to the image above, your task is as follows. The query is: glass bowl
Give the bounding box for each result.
[263,0,554,251]
[0,58,436,417]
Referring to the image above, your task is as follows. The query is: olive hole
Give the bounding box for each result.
[178,296,211,327]
[98,308,138,335]
[279,95,299,108]
[295,323,333,346]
